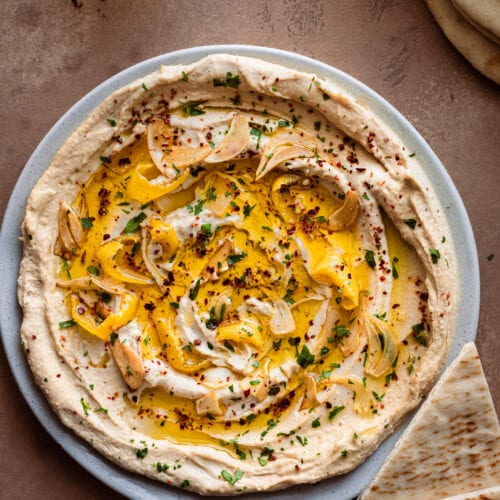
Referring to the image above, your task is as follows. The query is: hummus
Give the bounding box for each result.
[18,54,458,495]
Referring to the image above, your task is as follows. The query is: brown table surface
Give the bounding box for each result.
[1,1,498,498]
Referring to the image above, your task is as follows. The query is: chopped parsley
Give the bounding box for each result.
[124,212,147,234]
[228,253,247,266]
[223,340,235,352]
[407,354,416,375]
[183,101,205,116]
[429,248,441,264]
[205,186,217,201]
[200,223,212,236]
[191,165,206,177]
[87,265,100,276]
[411,323,428,346]
[250,127,262,149]
[220,469,243,485]
[80,398,90,416]
[213,72,240,89]
[404,218,417,229]
[392,256,399,279]
[243,203,256,218]
[189,278,202,300]
[330,325,351,344]
[311,418,321,428]
[59,319,76,329]
[328,406,345,420]
[365,249,376,269]
[296,345,315,368]
[80,217,94,229]
[296,435,308,446]
[155,462,169,473]
[106,118,116,127]
[187,199,205,215]
[320,346,330,356]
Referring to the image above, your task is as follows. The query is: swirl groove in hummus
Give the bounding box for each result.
[18,54,458,495]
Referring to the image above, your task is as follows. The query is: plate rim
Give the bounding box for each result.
[0,44,480,499]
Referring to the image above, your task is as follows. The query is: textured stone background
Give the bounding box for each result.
[0,0,498,498]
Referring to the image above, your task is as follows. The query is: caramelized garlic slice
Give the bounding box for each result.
[147,117,211,175]
[109,340,145,391]
[364,316,400,377]
[204,114,250,163]
[195,390,224,416]
[328,190,360,231]
[54,199,88,259]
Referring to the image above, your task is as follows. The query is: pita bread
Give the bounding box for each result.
[426,0,500,84]
[446,485,500,500]
[361,343,500,499]
[452,0,500,45]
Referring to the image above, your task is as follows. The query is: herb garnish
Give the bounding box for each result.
[59,319,76,329]
[411,323,428,346]
[220,469,243,485]
[124,212,147,234]
[328,406,345,420]
[403,218,417,229]
[213,72,240,89]
[81,217,94,229]
[429,248,440,264]
[183,101,206,116]
[250,127,262,149]
[392,256,399,279]
[87,265,100,276]
[296,345,315,368]
[365,250,376,269]
[189,278,202,300]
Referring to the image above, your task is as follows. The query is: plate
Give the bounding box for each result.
[0,45,480,499]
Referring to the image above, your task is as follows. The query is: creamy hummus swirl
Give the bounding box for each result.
[18,54,458,495]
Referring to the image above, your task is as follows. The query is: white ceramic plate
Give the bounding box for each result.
[0,45,480,499]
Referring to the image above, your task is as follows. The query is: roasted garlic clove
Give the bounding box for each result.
[364,316,400,378]
[201,240,232,281]
[56,276,126,295]
[195,391,223,416]
[299,373,318,410]
[269,299,296,335]
[257,144,314,180]
[204,114,250,163]
[54,200,89,259]
[328,191,360,231]
[109,341,144,391]
[147,117,211,174]
[270,174,301,222]
[256,129,317,179]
